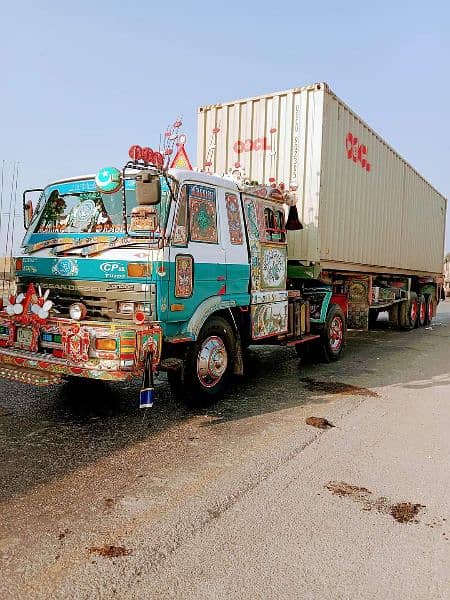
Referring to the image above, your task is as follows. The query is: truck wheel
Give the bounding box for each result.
[172,316,235,406]
[321,304,346,362]
[388,303,400,329]
[399,292,418,330]
[424,294,435,325]
[417,295,426,328]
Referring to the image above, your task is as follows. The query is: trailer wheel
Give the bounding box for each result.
[399,292,418,330]
[169,316,235,406]
[424,294,435,325]
[388,303,400,329]
[417,295,426,328]
[321,304,346,362]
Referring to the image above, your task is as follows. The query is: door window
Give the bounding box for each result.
[171,185,188,247]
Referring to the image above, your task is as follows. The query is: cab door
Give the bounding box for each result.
[167,182,226,325]
[217,187,249,299]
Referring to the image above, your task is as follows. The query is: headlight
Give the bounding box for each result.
[117,301,153,317]
[69,302,87,321]
[117,301,135,315]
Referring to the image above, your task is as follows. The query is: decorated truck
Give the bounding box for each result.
[0,82,446,406]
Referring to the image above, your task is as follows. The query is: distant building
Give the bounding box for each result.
[444,254,450,297]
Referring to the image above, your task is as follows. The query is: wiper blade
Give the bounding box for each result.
[56,236,153,257]
[23,237,75,254]
[52,236,117,256]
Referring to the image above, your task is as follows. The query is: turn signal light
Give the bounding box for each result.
[95,338,117,351]
[15,258,23,271]
[127,263,149,278]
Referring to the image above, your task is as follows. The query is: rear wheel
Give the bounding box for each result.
[388,303,400,329]
[399,292,418,330]
[417,295,426,328]
[425,294,435,325]
[320,304,346,362]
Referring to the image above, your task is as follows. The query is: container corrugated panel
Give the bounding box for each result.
[197,83,447,276]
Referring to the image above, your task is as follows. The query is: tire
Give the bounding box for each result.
[416,295,426,328]
[399,292,418,330]
[388,303,400,329]
[320,304,346,362]
[170,316,235,406]
[424,294,435,325]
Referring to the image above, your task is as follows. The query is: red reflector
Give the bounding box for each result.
[134,311,146,325]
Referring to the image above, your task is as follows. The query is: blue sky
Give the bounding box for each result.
[1,0,449,252]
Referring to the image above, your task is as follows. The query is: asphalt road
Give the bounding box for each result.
[1,303,450,599]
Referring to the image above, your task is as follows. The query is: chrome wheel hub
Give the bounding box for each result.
[197,336,228,388]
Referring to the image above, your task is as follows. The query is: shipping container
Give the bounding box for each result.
[197,83,447,277]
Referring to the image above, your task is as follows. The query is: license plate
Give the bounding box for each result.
[16,327,33,348]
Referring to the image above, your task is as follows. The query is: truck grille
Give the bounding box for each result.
[16,278,156,321]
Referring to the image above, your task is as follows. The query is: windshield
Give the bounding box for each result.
[26,176,174,238]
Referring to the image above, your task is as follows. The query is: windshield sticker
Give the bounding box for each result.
[72,199,96,228]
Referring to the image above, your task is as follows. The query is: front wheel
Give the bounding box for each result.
[170,316,235,406]
[320,304,347,362]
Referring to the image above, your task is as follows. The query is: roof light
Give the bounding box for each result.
[95,167,122,194]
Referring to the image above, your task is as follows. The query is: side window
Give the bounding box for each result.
[264,207,275,239]
[273,209,286,242]
[171,185,188,247]
[188,184,218,244]
[264,206,285,242]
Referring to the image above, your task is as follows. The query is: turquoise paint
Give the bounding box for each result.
[157,260,250,339]
[310,290,333,324]
[16,256,158,283]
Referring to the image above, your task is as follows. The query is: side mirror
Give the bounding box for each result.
[136,173,161,205]
[24,200,33,228]
[22,189,42,229]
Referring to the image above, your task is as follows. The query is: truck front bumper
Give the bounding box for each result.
[0,317,162,386]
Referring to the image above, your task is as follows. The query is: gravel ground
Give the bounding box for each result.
[1,303,450,599]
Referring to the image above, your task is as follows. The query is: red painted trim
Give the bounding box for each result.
[331,293,348,318]
[286,334,321,346]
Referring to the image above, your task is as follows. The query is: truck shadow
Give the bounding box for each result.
[0,305,449,503]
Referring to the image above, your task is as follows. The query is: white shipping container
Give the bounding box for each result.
[197,83,447,276]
